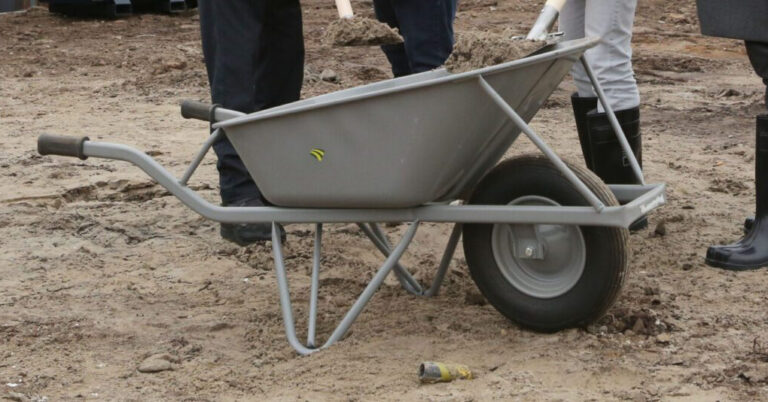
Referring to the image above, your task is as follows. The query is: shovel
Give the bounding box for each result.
[526,0,568,40]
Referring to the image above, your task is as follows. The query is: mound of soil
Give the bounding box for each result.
[445,31,546,73]
[324,17,403,47]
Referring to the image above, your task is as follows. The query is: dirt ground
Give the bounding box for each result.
[2,0,768,400]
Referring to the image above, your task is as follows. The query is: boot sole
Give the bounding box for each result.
[705,257,768,271]
[220,225,286,246]
[629,216,648,232]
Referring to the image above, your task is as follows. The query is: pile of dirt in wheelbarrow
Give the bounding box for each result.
[445,31,546,73]
[324,17,403,47]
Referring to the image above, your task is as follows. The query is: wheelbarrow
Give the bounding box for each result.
[37,37,666,355]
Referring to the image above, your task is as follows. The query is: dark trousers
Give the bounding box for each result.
[747,41,768,108]
[199,0,304,205]
[374,0,457,77]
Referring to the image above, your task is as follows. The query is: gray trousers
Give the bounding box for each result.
[560,0,640,112]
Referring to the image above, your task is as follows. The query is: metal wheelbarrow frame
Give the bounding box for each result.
[38,37,666,355]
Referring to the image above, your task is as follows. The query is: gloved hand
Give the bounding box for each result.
[526,0,568,40]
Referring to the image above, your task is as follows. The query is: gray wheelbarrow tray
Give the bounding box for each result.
[38,37,666,355]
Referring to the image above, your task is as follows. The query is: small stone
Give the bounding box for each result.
[209,322,234,331]
[464,288,487,306]
[739,367,768,384]
[716,88,741,98]
[644,286,659,296]
[664,13,690,24]
[656,333,672,344]
[181,344,202,357]
[331,296,347,307]
[654,220,667,236]
[632,318,646,333]
[5,392,29,402]
[631,391,648,402]
[138,355,174,373]
[320,69,339,83]
[612,320,627,332]
[681,263,693,271]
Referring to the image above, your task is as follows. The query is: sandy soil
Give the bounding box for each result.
[2,0,768,400]
[324,17,402,47]
[445,32,544,73]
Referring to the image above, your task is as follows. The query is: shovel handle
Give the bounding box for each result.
[335,0,353,18]
[545,0,567,12]
[526,0,568,40]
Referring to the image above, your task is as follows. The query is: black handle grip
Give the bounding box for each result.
[181,100,215,121]
[38,134,90,160]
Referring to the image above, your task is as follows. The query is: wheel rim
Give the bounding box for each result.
[491,195,586,299]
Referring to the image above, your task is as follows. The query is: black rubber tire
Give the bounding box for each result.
[463,155,629,331]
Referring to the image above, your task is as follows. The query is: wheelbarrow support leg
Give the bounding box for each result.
[424,223,462,297]
[357,223,423,295]
[272,221,420,355]
[360,223,462,297]
[307,223,322,348]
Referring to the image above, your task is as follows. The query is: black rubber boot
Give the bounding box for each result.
[571,93,598,171]
[706,115,768,270]
[581,105,647,231]
[220,198,286,246]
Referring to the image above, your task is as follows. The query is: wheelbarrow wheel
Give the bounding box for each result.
[463,155,628,332]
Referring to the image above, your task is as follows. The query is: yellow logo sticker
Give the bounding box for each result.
[310,148,325,161]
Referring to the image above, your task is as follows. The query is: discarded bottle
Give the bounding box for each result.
[419,362,473,383]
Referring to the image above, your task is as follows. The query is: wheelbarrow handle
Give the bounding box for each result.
[38,134,90,160]
[180,100,217,122]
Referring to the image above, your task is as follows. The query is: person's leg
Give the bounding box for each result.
[220,0,302,244]
[200,0,300,245]
[560,0,594,98]
[561,0,598,171]
[746,41,768,107]
[706,115,768,270]
[562,1,641,185]
[581,0,645,230]
[374,0,411,77]
[227,0,303,245]
[582,0,639,112]
[707,42,768,270]
[199,0,266,205]
[741,42,768,232]
[388,0,456,74]
[256,0,304,112]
